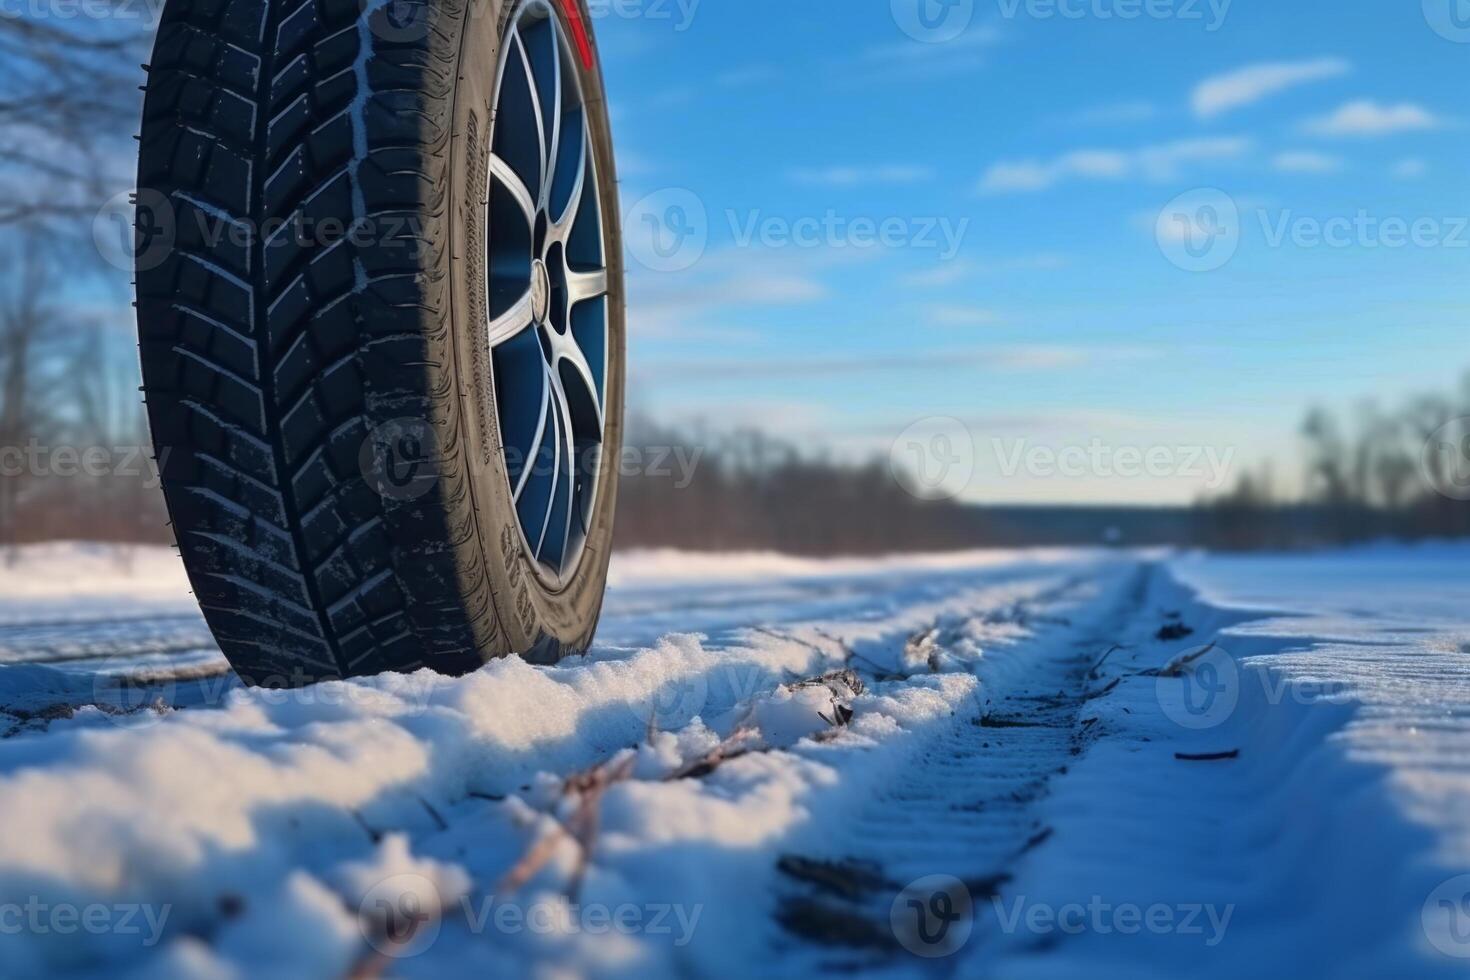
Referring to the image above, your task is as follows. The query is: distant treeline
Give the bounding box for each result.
[612,420,975,555]
[2,398,1467,556]
[1196,378,1470,550]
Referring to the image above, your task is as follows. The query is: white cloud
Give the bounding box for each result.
[854,28,1002,77]
[789,165,934,188]
[1066,101,1159,126]
[1392,158,1428,179]
[614,149,657,178]
[1192,58,1351,118]
[979,151,1127,193]
[1272,151,1343,174]
[929,305,1002,327]
[1304,100,1443,137]
[636,345,1144,384]
[1132,196,1267,243]
[716,65,780,88]
[903,261,976,288]
[902,253,1068,287]
[1152,207,1214,247]
[1136,138,1252,178]
[978,138,1250,194]
[627,248,831,339]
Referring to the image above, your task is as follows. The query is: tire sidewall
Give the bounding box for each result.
[444,0,625,654]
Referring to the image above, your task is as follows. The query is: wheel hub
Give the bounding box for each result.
[530,258,550,324]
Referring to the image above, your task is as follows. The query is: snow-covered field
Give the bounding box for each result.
[0,542,1468,979]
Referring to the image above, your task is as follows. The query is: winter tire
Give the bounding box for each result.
[135,0,624,685]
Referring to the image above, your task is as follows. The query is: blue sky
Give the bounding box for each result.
[593,0,1470,503]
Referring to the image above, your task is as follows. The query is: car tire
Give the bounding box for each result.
[135,0,624,685]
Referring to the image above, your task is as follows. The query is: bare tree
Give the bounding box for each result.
[0,238,58,552]
[1301,407,1350,506]
[1405,395,1453,510]
[0,8,152,227]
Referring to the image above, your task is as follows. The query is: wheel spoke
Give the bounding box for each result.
[547,119,588,242]
[555,339,604,430]
[489,153,536,226]
[509,30,547,200]
[533,368,568,561]
[512,354,552,502]
[551,366,579,565]
[540,20,562,212]
[488,289,535,347]
[566,267,607,307]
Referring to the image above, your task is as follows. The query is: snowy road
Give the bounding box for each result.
[0,544,1468,978]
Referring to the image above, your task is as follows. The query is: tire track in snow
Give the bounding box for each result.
[773,562,1152,971]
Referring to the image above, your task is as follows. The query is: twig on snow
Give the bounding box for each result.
[1157,643,1218,678]
[666,726,763,781]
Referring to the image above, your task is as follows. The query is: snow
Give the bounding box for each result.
[0,542,1467,977]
